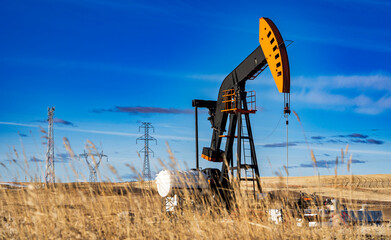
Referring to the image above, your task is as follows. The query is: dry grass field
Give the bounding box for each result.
[261,174,391,221]
[1,174,390,239]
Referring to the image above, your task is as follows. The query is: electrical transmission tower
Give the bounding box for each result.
[137,122,157,188]
[79,150,108,182]
[45,106,55,184]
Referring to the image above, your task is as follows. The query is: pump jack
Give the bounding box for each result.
[193,18,291,207]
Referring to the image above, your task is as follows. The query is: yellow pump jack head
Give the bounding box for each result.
[259,17,290,93]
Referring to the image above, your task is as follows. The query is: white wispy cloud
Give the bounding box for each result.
[3,56,390,115]
[0,121,208,142]
[0,122,38,128]
[0,57,225,84]
[295,74,391,91]
[0,57,176,78]
[293,74,391,114]
[295,145,391,156]
[186,74,226,82]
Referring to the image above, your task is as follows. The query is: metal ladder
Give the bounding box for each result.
[221,90,262,200]
[239,113,261,199]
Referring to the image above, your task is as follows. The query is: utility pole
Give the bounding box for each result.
[137,122,157,189]
[79,150,108,182]
[45,106,55,184]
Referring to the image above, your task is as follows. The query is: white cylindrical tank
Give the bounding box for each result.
[155,170,209,197]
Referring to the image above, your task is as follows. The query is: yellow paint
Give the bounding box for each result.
[259,18,290,93]
[201,154,223,162]
[221,89,237,112]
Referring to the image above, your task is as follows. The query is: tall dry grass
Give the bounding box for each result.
[1,137,390,239]
[1,176,390,239]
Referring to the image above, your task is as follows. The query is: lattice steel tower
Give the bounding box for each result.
[137,122,156,188]
[79,150,108,182]
[45,106,55,184]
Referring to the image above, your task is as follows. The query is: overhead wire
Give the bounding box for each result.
[261,114,283,141]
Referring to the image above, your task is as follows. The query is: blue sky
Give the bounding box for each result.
[1,0,390,182]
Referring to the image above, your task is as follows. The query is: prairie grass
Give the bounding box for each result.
[1,173,391,238]
[1,142,390,239]
[0,185,389,239]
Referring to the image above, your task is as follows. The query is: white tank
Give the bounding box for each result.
[155,170,209,197]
